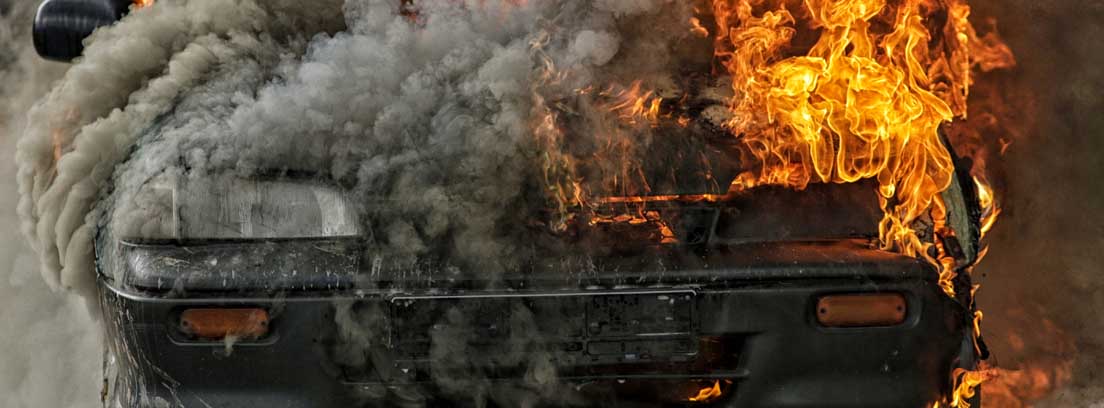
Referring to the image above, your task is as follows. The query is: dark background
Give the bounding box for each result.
[968,0,1104,404]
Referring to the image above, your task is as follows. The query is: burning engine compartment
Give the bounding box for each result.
[9,0,1033,406]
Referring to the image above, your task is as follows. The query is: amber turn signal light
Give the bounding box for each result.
[816,293,906,327]
[180,308,269,340]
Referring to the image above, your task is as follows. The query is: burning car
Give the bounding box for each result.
[27,0,1011,406]
[90,170,987,407]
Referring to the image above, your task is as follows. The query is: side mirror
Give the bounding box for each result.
[33,0,130,62]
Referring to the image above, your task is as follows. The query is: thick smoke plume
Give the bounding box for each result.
[1,1,101,407]
[17,0,708,298]
[16,0,346,298]
[10,0,698,405]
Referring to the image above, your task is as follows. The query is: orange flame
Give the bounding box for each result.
[531,0,1014,276]
[528,0,1016,404]
[693,0,1014,310]
[600,81,664,125]
[710,0,974,292]
[934,366,1000,408]
[690,17,711,37]
[975,176,1000,238]
[688,380,724,402]
[589,211,679,244]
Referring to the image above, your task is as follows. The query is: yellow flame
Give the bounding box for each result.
[688,380,723,402]
[702,0,1013,299]
[713,0,957,266]
[690,17,710,37]
[601,81,664,125]
[530,0,1013,298]
[952,367,998,408]
[589,211,679,244]
[971,310,984,355]
[975,176,1000,238]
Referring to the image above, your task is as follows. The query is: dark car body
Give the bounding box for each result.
[96,176,984,408]
[99,244,975,408]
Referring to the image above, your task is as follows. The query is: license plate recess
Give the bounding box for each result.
[388,290,698,367]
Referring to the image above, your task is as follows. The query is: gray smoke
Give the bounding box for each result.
[10,0,693,406]
[16,0,346,300]
[0,2,101,408]
[18,0,708,298]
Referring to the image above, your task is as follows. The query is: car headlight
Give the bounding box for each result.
[98,174,363,293]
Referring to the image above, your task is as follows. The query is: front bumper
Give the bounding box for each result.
[100,255,970,408]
